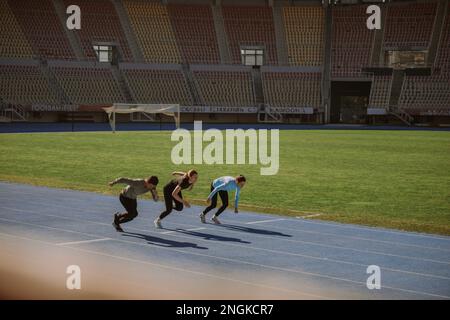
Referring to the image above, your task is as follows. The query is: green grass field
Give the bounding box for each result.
[0,130,449,235]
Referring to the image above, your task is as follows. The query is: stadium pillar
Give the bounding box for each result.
[322,3,332,123]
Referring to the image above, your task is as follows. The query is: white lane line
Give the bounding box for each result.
[0,189,450,241]
[2,206,450,265]
[3,207,450,279]
[57,238,111,246]
[0,230,328,299]
[1,218,449,299]
[246,218,286,225]
[297,214,322,219]
[161,227,205,235]
[2,199,448,254]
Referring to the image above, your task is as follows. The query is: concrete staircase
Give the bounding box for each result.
[111,0,144,62]
[211,5,232,64]
[427,0,448,66]
[388,106,414,126]
[388,69,413,125]
[388,69,405,107]
[0,104,28,122]
[251,67,265,105]
[181,64,201,106]
[110,65,135,103]
[52,0,84,60]
[272,6,289,65]
[38,59,71,105]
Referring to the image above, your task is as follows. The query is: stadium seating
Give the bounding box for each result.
[384,2,437,48]
[262,71,321,109]
[121,67,193,105]
[62,0,132,61]
[167,5,220,64]
[434,2,450,73]
[331,5,374,77]
[124,1,181,64]
[222,6,278,65]
[368,76,392,109]
[192,70,255,107]
[282,6,324,66]
[397,3,449,114]
[398,75,450,113]
[7,0,75,60]
[0,0,33,58]
[0,63,58,104]
[51,64,125,105]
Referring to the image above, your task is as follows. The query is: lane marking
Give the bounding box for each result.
[57,238,111,246]
[1,189,450,243]
[0,218,450,299]
[1,216,450,299]
[0,231,328,299]
[2,206,450,266]
[297,214,322,219]
[3,199,449,254]
[246,218,286,225]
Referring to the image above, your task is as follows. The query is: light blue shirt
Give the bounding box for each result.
[208,176,241,208]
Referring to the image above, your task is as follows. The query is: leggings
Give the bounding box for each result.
[117,194,138,224]
[203,183,228,217]
[159,183,183,220]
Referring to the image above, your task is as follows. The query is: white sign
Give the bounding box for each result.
[180,106,313,114]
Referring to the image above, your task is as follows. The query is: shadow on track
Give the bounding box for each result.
[121,232,208,250]
[165,228,251,244]
[218,224,292,237]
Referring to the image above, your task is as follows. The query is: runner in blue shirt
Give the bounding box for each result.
[200,175,246,224]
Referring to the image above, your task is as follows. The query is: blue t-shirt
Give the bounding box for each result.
[208,176,241,208]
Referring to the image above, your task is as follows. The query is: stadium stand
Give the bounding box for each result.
[397,3,450,115]
[434,2,450,72]
[368,76,392,109]
[192,67,256,107]
[168,4,220,64]
[331,5,374,77]
[124,1,181,64]
[7,0,75,60]
[0,61,58,104]
[120,64,193,105]
[262,70,322,109]
[282,6,324,66]
[0,0,34,58]
[50,62,126,105]
[398,75,450,113]
[222,6,278,65]
[384,2,437,48]
[62,0,133,62]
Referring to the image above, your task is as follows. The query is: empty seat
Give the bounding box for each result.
[121,68,193,105]
[0,64,58,104]
[51,65,126,105]
[168,5,220,64]
[283,6,324,66]
[124,1,181,63]
[222,6,278,65]
[331,5,375,77]
[193,70,255,107]
[62,0,133,61]
[384,2,437,48]
[262,72,321,109]
[7,0,75,60]
[0,0,33,58]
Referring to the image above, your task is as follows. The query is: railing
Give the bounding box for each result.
[257,104,283,123]
[388,105,414,126]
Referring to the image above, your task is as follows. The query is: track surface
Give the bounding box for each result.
[0,181,449,299]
